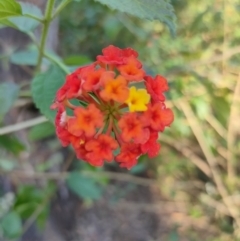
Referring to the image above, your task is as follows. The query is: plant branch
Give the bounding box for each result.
[36,0,56,73]
[0,116,47,135]
[23,14,43,22]
[44,51,70,74]
[2,170,157,187]
[161,134,212,177]
[177,99,240,229]
[227,73,240,178]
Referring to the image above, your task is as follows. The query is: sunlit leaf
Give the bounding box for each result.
[94,0,176,35]
[7,2,42,32]
[0,0,22,19]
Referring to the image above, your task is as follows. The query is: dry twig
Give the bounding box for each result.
[0,116,47,135]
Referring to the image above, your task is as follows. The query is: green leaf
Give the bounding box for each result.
[1,211,22,238]
[20,1,43,18]
[0,0,22,20]
[191,97,210,120]
[130,162,147,174]
[0,159,16,171]
[0,135,25,155]
[0,18,19,28]
[7,2,42,32]
[94,0,176,35]
[36,153,63,172]
[0,2,42,32]
[169,229,179,241]
[63,55,92,66]
[0,82,19,117]
[28,122,55,141]
[31,65,66,122]
[67,172,102,200]
[10,49,38,65]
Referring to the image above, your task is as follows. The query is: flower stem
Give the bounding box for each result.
[36,0,56,73]
[106,117,113,135]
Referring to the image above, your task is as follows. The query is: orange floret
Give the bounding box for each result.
[82,67,105,91]
[100,72,129,103]
[85,134,118,166]
[68,104,104,137]
[118,56,145,82]
[118,112,149,144]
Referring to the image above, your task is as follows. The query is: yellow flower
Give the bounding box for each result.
[125,86,150,112]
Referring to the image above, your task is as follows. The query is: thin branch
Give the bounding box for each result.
[36,0,56,73]
[227,73,240,178]
[189,46,240,68]
[205,115,227,139]
[0,116,48,135]
[177,98,240,229]
[161,134,212,177]
[2,170,157,187]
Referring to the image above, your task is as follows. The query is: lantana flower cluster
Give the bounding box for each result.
[51,45,174,169]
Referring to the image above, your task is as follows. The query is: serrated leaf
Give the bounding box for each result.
[28,122,55,141]
[31,65,66,122]
[95,0,176,35]
[0,82,19,117]
[0,0,22,20]
[7,2,43,32]
[1,211,22,238]
[67,172,102,200]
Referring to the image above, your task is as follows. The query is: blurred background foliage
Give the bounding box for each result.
[0,0,240,240]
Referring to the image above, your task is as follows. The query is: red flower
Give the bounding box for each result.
[145,75,169,102]
[97,45,139,66]
[68,104,104,137]
[55,105,72,147]
[116,143,142,169]
[56,72,82,102]
[119,113,149,144]
[141,131,160,158]
[122,48,138,59]
[142,103,174,131]
[118,57,145,81]
[85,134,118,166]
[82,66,105,91]
[75,142,88,160]
[52,45,174,169]
[97,45,123,65]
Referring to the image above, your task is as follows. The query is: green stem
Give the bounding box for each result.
[36,0,56,73]
[23,14,43,22]
[44,52,70,74]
